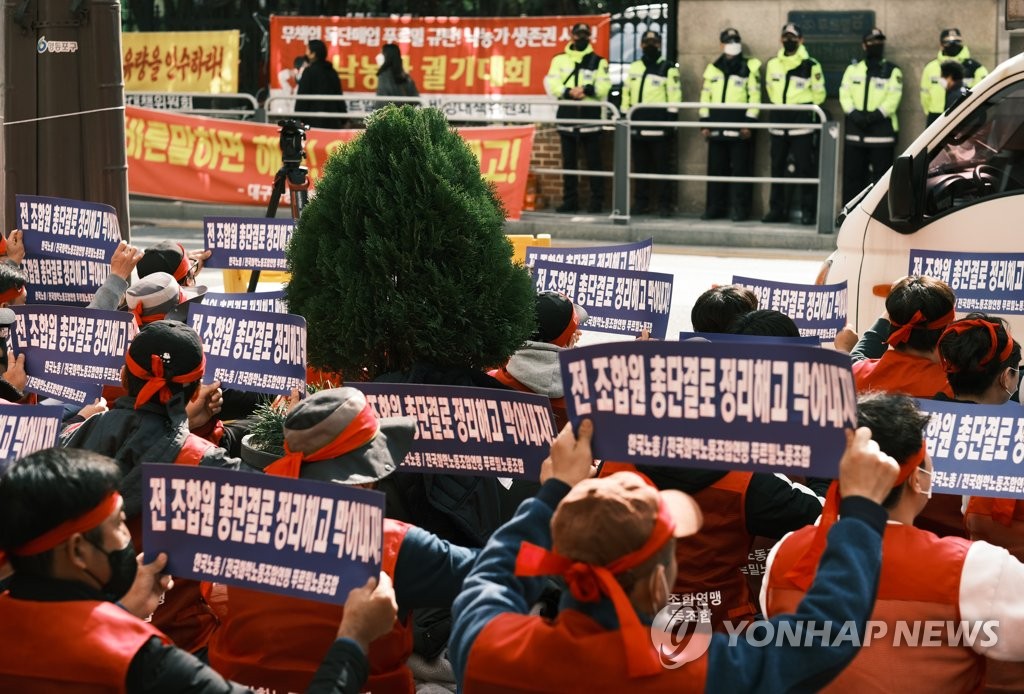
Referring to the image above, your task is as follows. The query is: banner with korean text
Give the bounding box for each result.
[0,404,65,473]
[204,217,293,272]
[143,464,384,604]
[918,398,1024,499]
[9,306,136,405]
[124,106,534,219]
[733,276,848,342]
[909,250,1024,315]
[16,195,121,306]
[525,238,653,271]
[533,259,673,339]
[356,383,555,480]
[560,341,857,477]
[678,332,821,346]
[202,290,288,314]
[187,304,306,396]
[123,31,239,93]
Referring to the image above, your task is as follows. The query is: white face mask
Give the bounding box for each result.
[916,467,934,500]
[375,53,385,67]
[723,42,742,56]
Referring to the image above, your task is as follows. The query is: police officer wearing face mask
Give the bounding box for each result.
[839,28,903,204]
[699,28,762,222]
[920,28,988,125]
[544,22,612,214]
[763,23,825,225]
[621,30,682,216]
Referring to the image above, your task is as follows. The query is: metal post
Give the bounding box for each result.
[612,119,629,225]
[816,120,840,234]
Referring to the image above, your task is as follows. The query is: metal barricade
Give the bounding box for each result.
[264,93,428,123]
[619,102,839,233]
[125,92,260,120]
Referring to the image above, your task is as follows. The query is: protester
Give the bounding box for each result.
[690,284,759,333]
[297,39,346,129]
[376,43,420,103]
[728,308,800,337]
[0,447,397,693]
[764,392,1024,693]
[451,419,901,691]
[124,271,206,325]
[209,387,479,692]
[921,28,987,125]
[489,291,587,431]
[136,239,211,287]
[942,60,970,112]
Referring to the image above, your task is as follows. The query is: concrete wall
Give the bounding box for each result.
[673,0,1000,216]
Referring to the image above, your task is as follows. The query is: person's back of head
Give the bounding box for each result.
[0,261,27,306]
[378,43,407,82]
[124,320,206,407]
[532,291,588,348]
[0,448,121,579]
[856,393,931,510]
[937,313,1020,399]
[728,308,800,337]
[136,240,195,285]
[691,285,758,333]
[885,275,956,352]
[941,60,965,84]
[308,39,328,63]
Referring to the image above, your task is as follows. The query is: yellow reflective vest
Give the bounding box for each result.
[839,58,903,144]
[699,54,762,137]
[544,42,611,133]
[765,45,825,136]
[920,46,988,118]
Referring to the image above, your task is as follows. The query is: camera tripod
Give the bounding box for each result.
[247,119,310,293]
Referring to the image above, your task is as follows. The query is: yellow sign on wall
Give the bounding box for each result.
[123,31,239,93]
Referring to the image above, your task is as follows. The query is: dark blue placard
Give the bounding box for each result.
[187,303,306,396]
[202,290,288,314]
[0,404,65,464]
[16,195,121,306]
[143,464,384,605]
[560,341,857,477]
[909,250,1024,315]
[918,398,1024,499]
[9,306,135,405]
[678,332,822,346]
[533,259,673,340]
[524,238,653,271]
[356,383,555,480]
[732,276,848,341]
[203,217,294,272]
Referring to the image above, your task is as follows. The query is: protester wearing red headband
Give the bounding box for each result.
[764,393,1024,693]
[136,239,211,287]
[452,417,906,692]
[0,446,399,693]
[209,387,481,693]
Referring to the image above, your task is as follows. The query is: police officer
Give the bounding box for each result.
[621,30,681,216]
[763,23,825,225]
[840,28,903,204]
[544,22,612,214]
[920,28,988,125]
[699,28,762,222]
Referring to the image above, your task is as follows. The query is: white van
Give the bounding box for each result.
[821,52,1024,338]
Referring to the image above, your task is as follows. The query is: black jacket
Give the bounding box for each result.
[297,60,347,129]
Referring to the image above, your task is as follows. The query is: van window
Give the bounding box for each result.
[923,80,1024,215]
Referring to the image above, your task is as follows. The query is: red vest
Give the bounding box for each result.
[965,497,1024,562]
[0,595,168,693]
[208,519,413,694]
[488,367,568,432]
[463,608,708,693]
[852,350,954,399]
[765,523,981,693]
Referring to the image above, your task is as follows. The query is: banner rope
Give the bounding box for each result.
[3,105,126,127]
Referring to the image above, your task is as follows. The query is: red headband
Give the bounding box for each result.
[125,351,206,409]
[265,403,380,478]
[0,491,122,566]
[515,500,676,678]
[131,289,186,326]
[172,244,190,282]
[0,285,23,306]
[886,308,956,346]
[552,303,581,348]
[785,441,926,591]
[939,319,1015,373]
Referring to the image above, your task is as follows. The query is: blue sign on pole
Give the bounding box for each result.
[524,238,654,271]
[203,217,294,272]
[732,276,848,341]
[909,249,1024,315]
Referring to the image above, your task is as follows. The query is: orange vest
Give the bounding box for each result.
[463,608,708,693]
[208,519,413,694]
[488,367,568,432]
[0,595,168,693]
[965,497,1024,561]
[852,350,954,399]
[765,523,981,693]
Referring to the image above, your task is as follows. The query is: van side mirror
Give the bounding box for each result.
[889,154,924,223]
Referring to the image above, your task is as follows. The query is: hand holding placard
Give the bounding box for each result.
[839,428,900,504]
[336,573,399,653]
[541,420,597,487]
[120,551,175,621]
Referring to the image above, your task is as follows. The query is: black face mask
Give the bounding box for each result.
[943,43,963,57]
[86,538,138,601]
[782,39,800,54]
[865,44,884,60]
[573,37,590,51]
[642,44,661,60]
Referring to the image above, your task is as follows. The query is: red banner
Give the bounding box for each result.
[124,106,535,219]
[269,14,610,96]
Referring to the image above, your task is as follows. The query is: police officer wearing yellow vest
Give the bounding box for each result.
[544,22,612,214]
[921,28,988,126]
[763,23,825,225]
[699,28,761,222]
[840,28,903,204]
[621,30,681,217]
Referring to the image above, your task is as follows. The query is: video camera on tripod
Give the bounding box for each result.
[278,118,308,167]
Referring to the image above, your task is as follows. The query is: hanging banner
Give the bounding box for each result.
[732,276,848,342]
[560,341,857,478]
[16,195,121,306]
[9,306,136,405]
[143,464,385,605]
[525,238,654,272]
[187,304,306,396]
[123,30,239,93]
[204,217,294,272]
[909,250,1024,315]
[0,404,65,469]
[356,383,554,480]
[533,259,673,340]
[918,398,1024,499]
[202,290,289,314]
[124,106,534,220]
